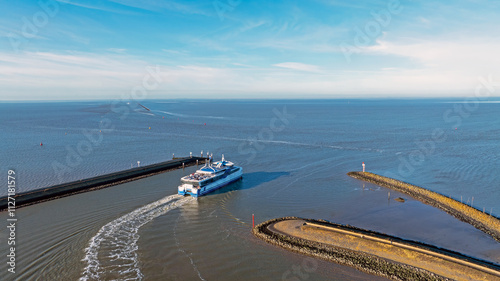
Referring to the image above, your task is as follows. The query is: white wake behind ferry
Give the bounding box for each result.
[178,155,242,197]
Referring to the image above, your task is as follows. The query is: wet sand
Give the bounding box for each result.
[254,217,500,281]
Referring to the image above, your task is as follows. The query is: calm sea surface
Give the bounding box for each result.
[0,99,499,280]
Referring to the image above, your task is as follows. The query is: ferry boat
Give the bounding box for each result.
[178,155,242,197]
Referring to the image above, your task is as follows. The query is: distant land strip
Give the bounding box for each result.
[0,157,205,211]
[253,217,500,281]
[347,171,500,242]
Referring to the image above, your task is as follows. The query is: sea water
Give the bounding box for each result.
[0,99,499,280]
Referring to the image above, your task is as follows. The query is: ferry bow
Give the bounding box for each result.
[178,155,242,197]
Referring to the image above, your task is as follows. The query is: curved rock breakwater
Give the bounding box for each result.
[347,171,500,242]
[253,217,500,281]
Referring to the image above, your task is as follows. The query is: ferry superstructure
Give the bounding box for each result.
[178,155,242,197]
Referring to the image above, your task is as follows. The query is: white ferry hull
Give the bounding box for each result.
[178,168,242,197]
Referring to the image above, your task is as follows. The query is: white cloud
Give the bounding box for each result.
[240,20,268,33]
[353,38,500,93]
[109,0,209,15]
[56,0,133,14]
[418,17,430,25]
[0,51,246,99]
[273,62,322,73]
[361,39,500,70]
[107,48,127,54]
[1,47,499,100]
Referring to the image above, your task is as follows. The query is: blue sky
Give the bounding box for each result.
[1,0,499,100]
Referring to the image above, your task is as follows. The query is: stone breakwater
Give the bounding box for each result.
[0,157,205,210]
[347,171,500,242]
[253,217,500,281]
[253,217,449,281]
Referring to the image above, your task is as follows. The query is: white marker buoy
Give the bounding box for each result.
[362,162,365,172]
[137,161,140,167]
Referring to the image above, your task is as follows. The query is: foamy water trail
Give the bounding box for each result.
[80,194,194,281]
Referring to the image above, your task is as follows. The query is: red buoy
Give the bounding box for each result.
[40,142,43,146]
